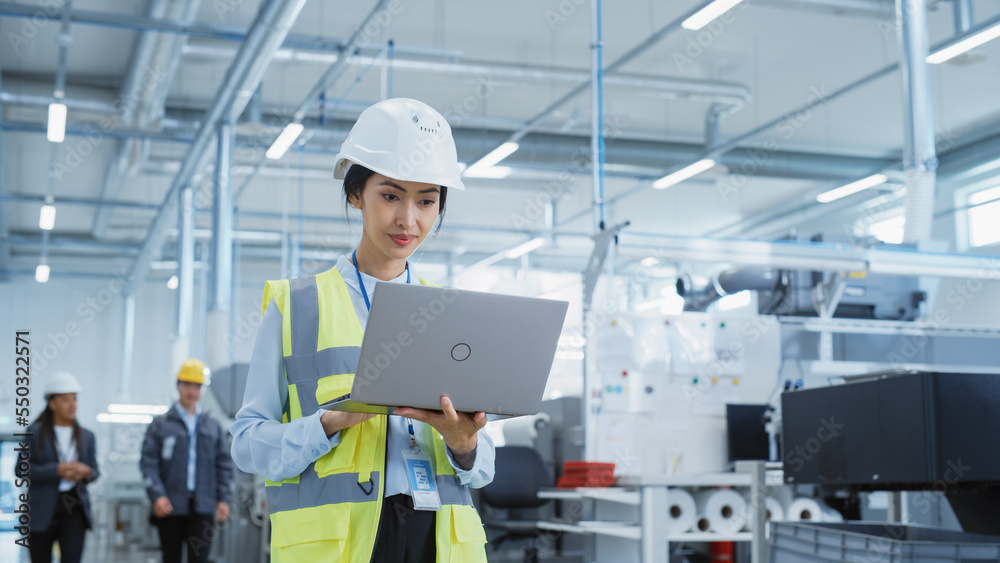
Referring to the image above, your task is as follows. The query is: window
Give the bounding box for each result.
[868,214,905,244]
[968,185,1000,248]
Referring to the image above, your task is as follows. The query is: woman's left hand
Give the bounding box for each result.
[396,395,487,456]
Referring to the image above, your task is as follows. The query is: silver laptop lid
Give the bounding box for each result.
[351,283,569,416]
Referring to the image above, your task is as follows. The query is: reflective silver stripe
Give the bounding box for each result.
[437,475,474,506]
[286,276,323,416]
[267,465,383,513]
[266,472,473,513]
[282,346,362,417]
[288,276,318,356]
[283,347,362,385]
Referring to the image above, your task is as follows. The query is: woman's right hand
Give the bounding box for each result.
[320,411,375,438]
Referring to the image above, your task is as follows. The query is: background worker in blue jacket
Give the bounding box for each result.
[140,358,232,563]
[26,371,99,563]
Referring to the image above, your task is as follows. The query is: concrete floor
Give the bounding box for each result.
[0,530,163,563]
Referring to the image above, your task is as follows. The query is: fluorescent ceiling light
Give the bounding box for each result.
[927,21,1000,64]
[682,0,745,31]
[716,289,751,311]
[266,123,304,160]
[97,413,153,424]
[555,350,585,361]
[35,264,50,283]
[39,205,56,230]
[505,237,546,259]
[641,257,660,267]
[47,103,67,143]
[464,165,512,179]
[470,142,519,170]
[653,159,716,190]
[816,174,888,203]
[167,275,179,290]
[108,403,169,415]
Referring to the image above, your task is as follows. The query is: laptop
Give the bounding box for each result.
[320,282,569,416]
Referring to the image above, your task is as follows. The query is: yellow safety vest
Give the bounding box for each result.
[260,265,488,562]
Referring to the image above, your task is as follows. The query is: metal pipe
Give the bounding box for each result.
[53,0,72,98]
[93,0,202,240]
[119,292,136,398]
[705,103,728,150]
[0,2,460,59]
[590,0,605,232]
[181,43,753,106]
[897,0,937,243]
[292,0,391,124]
[176,184,195,339]
[754,0,895,17]
[0,91,115,113]
[196,241,209,361]
[0,61,7,281]
[599,9,1000,209]
[210,121,233,311]
[483,0,740,159]
[1,104,892,182]
[125,0,308,292]
[953,0,972,33]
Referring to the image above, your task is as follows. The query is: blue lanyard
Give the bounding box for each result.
[352,249,410,312]
[352,250,419,450]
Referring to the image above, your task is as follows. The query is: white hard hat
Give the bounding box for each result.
[334,98,465,191]
[44,371,82,398]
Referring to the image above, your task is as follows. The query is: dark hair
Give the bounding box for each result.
[343,165,448,234]
[35,398,81,453]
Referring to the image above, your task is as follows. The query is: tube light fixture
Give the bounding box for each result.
[35,264,50,283]
[682,0,745,31]
[108,404,169,415]
[927,20,1000,64]
[816,174,888,203]
[465,166,512,179]
[653,159,716,190]
[266,123,304,159]
[97,413,154,424]
[39,205,57,230]
[47,103,67,143]
[464,142,519,176]
[505,237,546,259]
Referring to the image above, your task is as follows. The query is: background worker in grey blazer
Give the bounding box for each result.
[140,359,232,563]
[26,371,100,563]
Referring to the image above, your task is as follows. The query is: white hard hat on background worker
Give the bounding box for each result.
[333,97,466,191]
[44,371,82,398]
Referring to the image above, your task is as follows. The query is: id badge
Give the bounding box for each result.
[403,450,442,511]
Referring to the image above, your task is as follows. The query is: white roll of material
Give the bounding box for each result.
[786,497,843,522]
[694,489,748,533]
[765,497,785,522]
[665,488,697,534]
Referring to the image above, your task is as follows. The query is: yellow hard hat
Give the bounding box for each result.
[176,358,210,385]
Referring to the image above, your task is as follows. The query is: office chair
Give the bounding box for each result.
[480,446,556,563]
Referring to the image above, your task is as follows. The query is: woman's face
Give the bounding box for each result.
[48,393,77,423]
[350,172,441,263]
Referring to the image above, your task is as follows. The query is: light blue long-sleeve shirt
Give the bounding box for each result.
[174,403,201,492]
[230,256,495,497]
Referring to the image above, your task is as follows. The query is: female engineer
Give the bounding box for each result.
[231,98,494,563]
